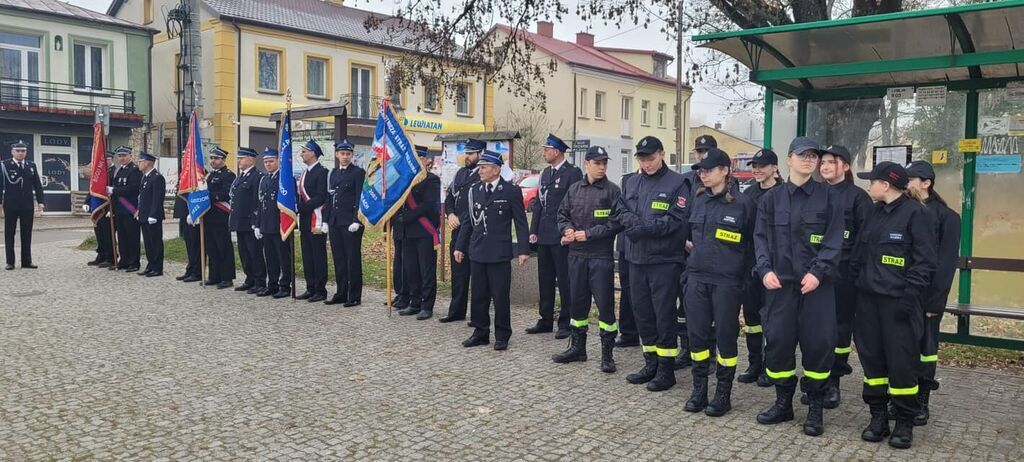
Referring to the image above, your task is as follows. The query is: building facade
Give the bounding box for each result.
[0,0,153,213]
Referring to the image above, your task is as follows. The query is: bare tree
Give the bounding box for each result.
[494,107,560,171]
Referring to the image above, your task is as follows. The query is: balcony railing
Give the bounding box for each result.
[339,93,403,120]
[0,78,136,115]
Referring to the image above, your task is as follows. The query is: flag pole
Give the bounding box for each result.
[382,99,392,318]
[285,89,297,300]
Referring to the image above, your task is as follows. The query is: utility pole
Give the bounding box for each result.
[168,0,203,168]
[675,0,685,171]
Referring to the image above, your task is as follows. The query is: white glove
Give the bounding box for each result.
[348,222,361,232]
[147,217,157,225]
[187,215,195,226]
[320,223,329,234]
[82,204,91,212]
[254,228,263,240]
[106,186,113,195]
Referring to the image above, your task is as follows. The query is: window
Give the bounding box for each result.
[423,78,440,112]
[657,103,666,127]
[305,55,328,99]
[144,0,154,24]
[73,43,105,90]
[621,96,631,121]
[456,82,471,116]
[621,149,631,172]
[0,32,41,106]
[594,91,605,119]
[581,89,589,116]
[351,65,373,118]
[257,47,283,93]
[387,82,403,109]
[640,100,650,125]
[653,58,667,78]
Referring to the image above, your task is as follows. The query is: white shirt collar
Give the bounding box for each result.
[240,166,253,175]
[550,158,566,170]
[304,162,318,172]
[486,178,500,189]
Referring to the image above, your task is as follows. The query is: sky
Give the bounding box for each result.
[65,0,746,134]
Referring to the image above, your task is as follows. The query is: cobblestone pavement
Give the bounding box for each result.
[2,237,1022,461]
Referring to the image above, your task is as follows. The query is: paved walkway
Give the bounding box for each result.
[1,237,1022,460]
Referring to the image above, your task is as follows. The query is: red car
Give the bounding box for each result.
[517,174,540,210]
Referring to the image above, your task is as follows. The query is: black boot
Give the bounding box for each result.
[706,366,735,417]
[552,328,587,363]
[823,376,841,409]
[684,361,709,413]
[804,394,825,437]
[673,334,691,370]
[647,356,676,392]
[737,333,763,384]
[913,390,931,426]
[757,385,795,424]
[861,403,891,442]
[599,332,616,373]
[889,418,914,449]
[626,353,658,384]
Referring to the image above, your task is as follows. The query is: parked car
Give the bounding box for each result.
[517,174,540,211]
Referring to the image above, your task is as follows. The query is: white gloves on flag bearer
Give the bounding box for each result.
[348,222,361,232]
[254,227,263,240]
[147,217,157,225]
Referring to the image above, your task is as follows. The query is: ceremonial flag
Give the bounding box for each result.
[178,110,210,223]
[358,99,425,227]
[87,122,109,224]
[278,110,298,239]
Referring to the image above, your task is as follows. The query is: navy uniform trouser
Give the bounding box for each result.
[855,292,923,419]
[403,237,437,312]
[392,236,408,302]
[918,311,943,392]
[237,228,266,287]
[538,243,572,330]
[763,282,836,396]
[115,213,141,269]
[299,228,326,295]
[141,220,163,273]
[567,255,616,335]
[677,272,689,343]
[95,215,113,263]
[832,279,858,377]
[741,275,765,362]
[179,217,201,278]
[329,225,363,301]
[446,229,470,318]
[470,260,512,342]
[630,262,682,358]
[686,280,742,379]
[263,233,293,293]
[205,215,235,282]
[3,208,33,266]
[617,252,637,340]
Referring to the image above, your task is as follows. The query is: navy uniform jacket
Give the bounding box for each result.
[753,180,844,284]
[850,194,937,300]
[207,166,236,221]
[255,170,294,234]
[137,169,166,221]
[396,173,441,239]
[297,163,328,232]
[111,163,142,217]
[455,178,530,263]
[325,164,365,227]
[830,179,872,282]
[614,172,635,256]
[743,180,778,205]
[613,164,688,265]
[556,176,623,259]
[923,197,960,312]
[530,161,583,245]
[687,187,756,284]
[681,169,740,209]
[444,166,480,228]
[0,158,45,210]
[229,167,262,232]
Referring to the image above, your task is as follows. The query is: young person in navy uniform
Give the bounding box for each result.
[230,147,266,294]
[904,160,960,427]
[526,134,583,339]
[614,136,689,392]
[396,146,442,320]
[454,150,530,351]
[136,152,165,277]
[1,140,45,270]
[852,162,936,449]
[753,137,843,437]
[738,148,781,388]
[552,145,624,372]
[297,139,329,302]
[682,149,756,417]
[109,146,142,272]
[175,151,202,282]
[325,140,366,307]
[254,148,294,299]
[90,152,116,268]
[438,138,483,323]
[614,171,639,348]
[204,147,237,289]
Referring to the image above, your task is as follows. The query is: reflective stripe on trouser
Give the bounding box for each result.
[630,262,681,358]
[854,292,922,420]
[831,279,858,377]
[918,311,943,392]
[762,282,836,394]
[685,279,741,379]
[741,274,765,364]
[567,255,617,333]
[616,252,638,339]
[537,244,572,330]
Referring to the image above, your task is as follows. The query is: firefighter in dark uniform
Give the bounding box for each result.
[551,145,624,372]
[325,140,366,307]
[90,152,116,268]
[135,152,165,276]
[254,148,294,299]
[527,134,583,339]
[297,139,329,302]
[753,136,843,437]
[614,172,639,348]
[109,146,142,272]
[738,148,781,387]
[454,150,530,351]
[230,147,266,294]
[396,146,442,320]
[439,138,483,323]
[613,135,688,392]
[852,162,936,449]
[175,151,203,282]
[904,160,960,426]
[1,140,45,270]
[682,149,756,417]
[204,146,237,289]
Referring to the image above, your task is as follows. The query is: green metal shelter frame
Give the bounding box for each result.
[694,0,1024,350]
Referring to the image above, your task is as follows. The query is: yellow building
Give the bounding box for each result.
[109,0,486,168]
[490,22,692,183]
[688,124,761,163]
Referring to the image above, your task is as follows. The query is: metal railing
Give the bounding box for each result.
[339,93,403,119]
[0,77,136,114]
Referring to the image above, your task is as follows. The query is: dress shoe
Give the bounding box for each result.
[175,274,187,281]
[204,279,221,286]
[182,275,201,283]
[493,340,509,351]
[438,314,465,323]
[87,259,101,266]
[391,299,410,309]
[324,294,347,305]
[343,300,361,307]
[272,290,291,299]
[216,281,233,290]
[123,266,139,272]
[235,283,254,292]
[247,286,265,295]
[22,264,38,269]
[296,292,313,300]
[97,261,114,269]
[308,293,326,303]
[145,272,163,277]
[5,264,14,270]
[137,270,152,276]
[462,335,489,347]
[416,310,433,320]
[615,336,640,348]
[554,328,571,340]
[256,288,276,297]
[525,320,553,334]
[398,306,421,316]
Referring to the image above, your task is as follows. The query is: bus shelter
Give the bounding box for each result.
[694,0,1024,350]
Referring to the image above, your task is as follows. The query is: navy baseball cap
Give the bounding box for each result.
[543,133,569,152]
[788,136,820,155]
[262,148,278,159]
[692,148,731,170]
[905,161,936,181]
[747,148,778,166]
[138,152,157,162]
[635,136,664,155]
[478,150,503,167]
[209,146,228,159]
[238,147,259,158]
[585,145,609,161]
[464,138,486,153]
[822,144,852,164]
[694,135,718,151]
[857,161,908,189]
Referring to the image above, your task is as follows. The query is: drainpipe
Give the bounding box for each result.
[232,20,242,150]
